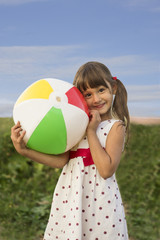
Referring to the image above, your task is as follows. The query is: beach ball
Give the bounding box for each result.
[13,78,89,154]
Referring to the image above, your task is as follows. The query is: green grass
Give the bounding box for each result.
[117,124,160,240]
[0,118,160,240]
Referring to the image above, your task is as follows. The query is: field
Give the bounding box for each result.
[0,118,160,240]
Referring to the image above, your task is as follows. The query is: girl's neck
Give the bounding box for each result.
[100,112,112,122]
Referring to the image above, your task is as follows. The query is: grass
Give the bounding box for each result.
[0,118,160,240]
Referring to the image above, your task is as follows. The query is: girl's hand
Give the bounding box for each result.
[87,110,101,133]
[11,122,70,168]
[11,121,27,156]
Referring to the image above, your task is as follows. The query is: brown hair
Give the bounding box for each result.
[73,61,130,143]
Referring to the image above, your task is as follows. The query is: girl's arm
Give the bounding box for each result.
[87,110,125,179]
[11,121,69,168]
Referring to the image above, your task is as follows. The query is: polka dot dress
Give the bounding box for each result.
[43,119,128,240]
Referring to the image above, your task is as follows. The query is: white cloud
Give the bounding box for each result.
[98,55,160,77]
[0,46,159,82]
[0,99,14,117]
[127,84,160,101]
[0,45,85,83]
[151,7,160,12]
[0,0,49,5]
[0,45,160,117]
[109,0,160,11]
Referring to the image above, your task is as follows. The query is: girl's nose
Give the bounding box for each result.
[93,93,101,103]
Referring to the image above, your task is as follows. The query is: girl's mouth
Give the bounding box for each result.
[94,103,105,109]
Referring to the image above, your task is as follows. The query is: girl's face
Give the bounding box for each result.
[82,85,114,121]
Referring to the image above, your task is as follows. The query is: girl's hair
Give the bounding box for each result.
[73,61,130,143]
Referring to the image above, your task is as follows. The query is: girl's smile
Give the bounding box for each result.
[82,85,113,120]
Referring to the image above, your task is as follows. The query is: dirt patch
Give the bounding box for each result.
[130,116,160,125]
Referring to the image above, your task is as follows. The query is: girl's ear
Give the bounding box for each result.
[112,83,117,95]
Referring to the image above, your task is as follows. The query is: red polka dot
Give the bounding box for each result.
[101,192,105,195]
[108,200,111,203]
[99,207,102,210]
[106,216,109,219]
[89,228,93,231]
[112,224,115,227]
[104,231,107,234]
[97,222,101,225]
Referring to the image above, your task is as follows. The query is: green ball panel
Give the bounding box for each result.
[26,107,67,154]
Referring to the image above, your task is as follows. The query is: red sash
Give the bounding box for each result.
[69,148,94,167]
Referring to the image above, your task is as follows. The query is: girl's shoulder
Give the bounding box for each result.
[98,118,121,131]
[97,119,124,148]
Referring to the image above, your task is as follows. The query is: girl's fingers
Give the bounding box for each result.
[11,121,21,131]
[16,130,26,144]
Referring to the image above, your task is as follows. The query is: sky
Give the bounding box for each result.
[0,0,160,118]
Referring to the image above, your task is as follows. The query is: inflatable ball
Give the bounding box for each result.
[13,78,89,154]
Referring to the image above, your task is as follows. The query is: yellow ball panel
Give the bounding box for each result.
[16,79,53,105]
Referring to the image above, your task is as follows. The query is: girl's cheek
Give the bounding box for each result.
[85,99,91,108]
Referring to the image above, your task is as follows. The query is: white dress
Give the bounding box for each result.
[43,119,128,240]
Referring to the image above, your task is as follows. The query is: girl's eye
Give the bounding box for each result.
[99,87,105,92]
[84,93,91,98]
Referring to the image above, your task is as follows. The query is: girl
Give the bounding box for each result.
[11,61,130,240]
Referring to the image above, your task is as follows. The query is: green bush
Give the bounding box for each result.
[116,124,160,240]
[0,124,61,240]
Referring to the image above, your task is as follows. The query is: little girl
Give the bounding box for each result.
[11,61,130,240]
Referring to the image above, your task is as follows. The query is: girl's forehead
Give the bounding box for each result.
[80,79,111,92]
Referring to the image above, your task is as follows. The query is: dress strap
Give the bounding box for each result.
[69,148,94,167]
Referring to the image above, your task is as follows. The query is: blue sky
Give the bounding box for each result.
[0,0,160,117]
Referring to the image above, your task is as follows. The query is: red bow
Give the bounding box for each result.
[112,76,117,80]
[69,148,94,167]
